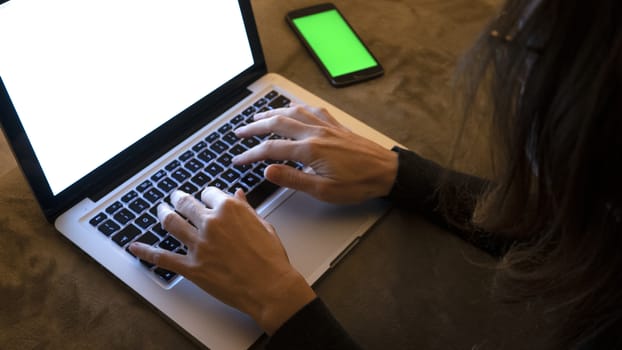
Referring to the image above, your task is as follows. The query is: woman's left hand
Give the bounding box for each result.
[129,188,316,335]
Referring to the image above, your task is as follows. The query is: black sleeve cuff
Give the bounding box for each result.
[267,297,362,350]
[386,146,513,257]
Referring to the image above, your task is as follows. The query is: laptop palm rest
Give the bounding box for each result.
[266,191,389,285]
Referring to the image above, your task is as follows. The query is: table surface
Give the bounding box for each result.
[0,1,546,349]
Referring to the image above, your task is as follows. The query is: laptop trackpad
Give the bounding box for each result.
[265,191,388,284]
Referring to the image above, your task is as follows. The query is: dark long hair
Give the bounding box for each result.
[455,0,622,347]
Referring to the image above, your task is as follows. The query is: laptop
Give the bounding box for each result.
[0,0,397,349]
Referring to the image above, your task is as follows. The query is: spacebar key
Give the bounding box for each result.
[245,180,280,209]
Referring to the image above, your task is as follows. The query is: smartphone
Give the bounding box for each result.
[286,3,384,87]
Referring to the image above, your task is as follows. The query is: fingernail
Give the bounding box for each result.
[129,242,141,253]
[170,190,188,208]
[157,202,175,222]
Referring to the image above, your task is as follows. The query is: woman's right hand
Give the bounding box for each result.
[233,105,398,204]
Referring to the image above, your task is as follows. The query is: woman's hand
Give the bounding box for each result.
[129,188,316,335]
[233,105,398,204]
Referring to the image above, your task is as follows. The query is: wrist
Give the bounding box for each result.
[253,271,316,335]
[376,147,399,198]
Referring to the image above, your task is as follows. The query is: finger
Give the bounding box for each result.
[264,164,329,196]
[158,202,199,246]
[129,242,188,274]
[170,190,208,230]
[232,139,307,165]
[235,115,314,140]
[254,105,325,126]
[234,188,248,202]
[200,186,232,209]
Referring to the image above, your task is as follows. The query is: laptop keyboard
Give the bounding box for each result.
[88,91,302,285]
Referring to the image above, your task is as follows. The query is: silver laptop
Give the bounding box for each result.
[0,0,396,349]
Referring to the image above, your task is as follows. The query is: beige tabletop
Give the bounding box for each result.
[0,1,545,349]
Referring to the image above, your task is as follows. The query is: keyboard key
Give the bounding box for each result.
[209,179,228,190]
[269,95,291,109]
[105,201,123,215]
[129,198,150,214]
[216,153,233,167]
[231,114,245,125]
[151,169,167,183]
[242,106,255,116]
[265,90,278,100]
[98,220,121,236]
[184,158,204,173]
[222,131,239,145]
[192,141,208,152]
[228,182,248,194]
[137,180,152,193]
[241,137,261,148]
[159,236,181,251]
[205,131,220,143]
[126,232,160,257]
[89,212,107,227]
[221,169,240,183]
[143,187,164,203]
[233,163,252,174]
[179,182,199,195]
[149,205,158,218]
[157,178,177,194]
[112,224,141,247]
[163,194,172,206]
[165,160,181,172]
[136,232,160,246]
[246,181,280,208]
[154,267,177,282]
[230,144,247,156]
[253,162,268,176]
[205,163,224,177]
[241,173,261,188]
[179,150,194,162]
[197,149,217,163]
[171,168,191,183]
[135,213,157,229]
[190,171,210,187]
[218,123,233,134]
[152,225,168,238]
[121,190,138,203]
[114,208,136,226]
[209,140,228,154]
[254,98,268,108]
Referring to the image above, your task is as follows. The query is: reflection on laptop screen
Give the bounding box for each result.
[0,0,254,195]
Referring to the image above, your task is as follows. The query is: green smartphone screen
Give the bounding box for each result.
[292,9,378,78]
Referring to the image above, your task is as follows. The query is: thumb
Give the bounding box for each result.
[234,188,248,202]
[264,164,325,196]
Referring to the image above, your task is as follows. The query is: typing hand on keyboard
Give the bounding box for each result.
[129,188,316,335]
[233,105,399,204]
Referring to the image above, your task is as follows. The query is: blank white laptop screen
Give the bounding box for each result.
[0,0,254,195]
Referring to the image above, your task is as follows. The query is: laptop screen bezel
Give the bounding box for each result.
[0,0,267,222]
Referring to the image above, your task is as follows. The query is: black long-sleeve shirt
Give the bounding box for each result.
[265,147,620,350]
